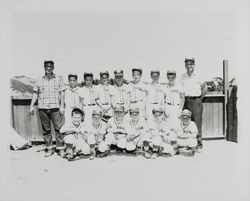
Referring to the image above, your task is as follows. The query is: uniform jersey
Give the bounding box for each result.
[84,120,107,136]
[95,84,112,105]
[164,82,184,106]
[109,84,130,111]
[127,81,147,103]
[181,72,202,97]
[176,121,198,138]
[65,86,81,108]
[147,82,165,105]
[106,117,127,134]
[148,119,171,135]
[125,118,149,135]
[60,121,87,137]
[78,85,99,106]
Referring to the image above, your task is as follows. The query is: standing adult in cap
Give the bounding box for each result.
[180,58,207,151]
[78,72,100,124]
[127,68,148,119]
[95,71,113,121]
[146,69,165,121]
[64,73,81,124]
[164,70,185,128]
[29,60,67,157]
[109,70,130,117]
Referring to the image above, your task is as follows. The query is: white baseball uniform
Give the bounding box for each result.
[176,120,198,148]
[95,84,113,117]
[164,82,184,128]
[127,81,148,119]
[60,121,90,155]
[105,117,128,149]
[64,86,81,124]
[82,120,109,153]
[124,118,149,150]
[147,119,176,154]
[78,85,99,124]
[146,82,165,121]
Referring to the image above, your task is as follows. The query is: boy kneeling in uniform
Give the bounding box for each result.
[84,108,110,160]
[60,108,90,160]
[125,107,149,155]
[143,107,177,159]
[175,109,198,156]
[105,105,128,154]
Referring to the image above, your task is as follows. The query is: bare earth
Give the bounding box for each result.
[7,141,250,201]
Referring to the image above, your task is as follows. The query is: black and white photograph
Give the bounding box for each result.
[0,0,249,201]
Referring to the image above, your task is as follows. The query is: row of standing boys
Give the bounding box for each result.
[29,57,207,159]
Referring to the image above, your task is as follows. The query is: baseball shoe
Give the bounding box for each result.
[151,152,158,159]
[44,149,54,157]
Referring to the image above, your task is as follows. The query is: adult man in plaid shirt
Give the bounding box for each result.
[29,60,67,157]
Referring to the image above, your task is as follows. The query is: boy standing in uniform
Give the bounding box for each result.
[127,68,148,120]
[64,74,81,124]
[164,70,185,128]
[109,70,130,119]
[78,72,100,124]
[175,109,198,156]
[146,70,165,121]
[95,71,113,122]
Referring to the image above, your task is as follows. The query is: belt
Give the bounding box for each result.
[131,100,143,103]
[87,103,96,106]
[150,102,159,104]
[116,102,125,105]
[166,102,180,106]
[185,96,201,99]
[101,103,109,105]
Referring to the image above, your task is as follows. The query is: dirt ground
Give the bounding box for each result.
[3,140,250,201]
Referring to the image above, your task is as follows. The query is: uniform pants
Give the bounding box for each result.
[39,108,64,150]
[183,97,203,147]
[165,104,181,129]
[63,134,90,154]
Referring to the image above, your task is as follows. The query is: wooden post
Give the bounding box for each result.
[223,60,229,138]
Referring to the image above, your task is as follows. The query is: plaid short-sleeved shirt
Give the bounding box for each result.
[33,74,67,109]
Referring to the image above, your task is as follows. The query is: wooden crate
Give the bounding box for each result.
[11,97,57,141]
[202,94,224,139]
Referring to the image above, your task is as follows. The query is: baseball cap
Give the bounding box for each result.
[181,109,192,117]
[132,68,142,74]
[151,69,160,74]
[92,108,103,116]
[68,73,78,79]
[129,107,140,114]
[184,57,195,63]
[100,71,109,77]
[44,60,54,65]
[114,70,124,77]
[167,70,176,75]
[152,107,164,114]
[83,72,93,78]
[113,105,125,113]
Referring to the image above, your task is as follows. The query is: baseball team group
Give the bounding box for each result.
[29,57,207,160]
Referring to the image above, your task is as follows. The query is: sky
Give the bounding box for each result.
[1,0,249,83]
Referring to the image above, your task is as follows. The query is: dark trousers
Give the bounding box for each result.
[183,97,203,147]
[39,108,64,150]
